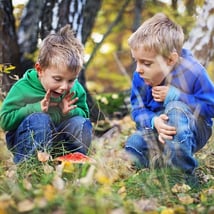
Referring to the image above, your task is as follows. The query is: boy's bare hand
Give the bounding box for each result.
[41,89,51,112]
[59,91,78,115]
[154,114,176,144]
[152,86,169,102]
[41,89,59,112]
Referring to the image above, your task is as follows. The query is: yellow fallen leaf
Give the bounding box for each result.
[200,187,214,202]
[43,185,56,201]
[95,170,112,185]
[200,192,207,203]
[173,205,186,214]
[0,207,7,214]
[0,194,15,214]
[160,208,174,214]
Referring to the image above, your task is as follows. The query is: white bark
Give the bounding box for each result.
[184,0,214,67]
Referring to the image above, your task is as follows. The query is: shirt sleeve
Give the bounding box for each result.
[130,73,156,130]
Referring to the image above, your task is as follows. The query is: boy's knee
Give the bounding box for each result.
[83,118,92,132]
[26,113,52,125]
[164,101,193,127]
[165,101,192,115]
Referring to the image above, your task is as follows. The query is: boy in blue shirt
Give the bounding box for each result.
[125,13,214,176]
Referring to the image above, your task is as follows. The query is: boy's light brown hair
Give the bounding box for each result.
[38,25,84,74]
[128,13,184,58]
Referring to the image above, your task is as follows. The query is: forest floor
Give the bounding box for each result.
[0,115,214,214]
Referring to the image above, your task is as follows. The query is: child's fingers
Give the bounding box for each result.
[67,97,78,104]
[158,132,174,144]
[45,89,51,98]
[158,134,165,144]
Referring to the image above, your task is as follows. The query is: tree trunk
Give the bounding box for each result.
[0,0,22,97]
[184,0,214,67]
[17,0,45,75]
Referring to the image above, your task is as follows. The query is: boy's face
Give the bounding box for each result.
[131,47,176,86]
[35,63,78,98]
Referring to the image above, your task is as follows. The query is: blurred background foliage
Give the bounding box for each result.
[11,0,214,118]
[84,0,213,94]
[12,0,213,95]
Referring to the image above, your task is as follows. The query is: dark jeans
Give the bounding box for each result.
[6,113,92,164]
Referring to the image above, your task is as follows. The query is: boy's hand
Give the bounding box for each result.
[59,91,78,115]
[41,89,51,112]
[154,114,176,144]
[41,89,58,112]
[152,86,169,102]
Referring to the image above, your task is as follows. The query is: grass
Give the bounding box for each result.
[0,116,214,213]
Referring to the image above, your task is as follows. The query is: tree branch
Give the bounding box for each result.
[84,0,130,69]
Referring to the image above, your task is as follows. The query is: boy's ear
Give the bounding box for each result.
[166,52,179,66]
[35,62,42,76]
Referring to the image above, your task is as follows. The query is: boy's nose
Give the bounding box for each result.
[136,63,143,74]
[60,82,70,91]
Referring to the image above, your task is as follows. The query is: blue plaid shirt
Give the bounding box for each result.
[130,48,214,129]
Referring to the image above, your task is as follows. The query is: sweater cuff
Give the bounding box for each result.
[164,86,180,106]
[151,116,157,129]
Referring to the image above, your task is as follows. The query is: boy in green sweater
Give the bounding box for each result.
[0,25,92,164]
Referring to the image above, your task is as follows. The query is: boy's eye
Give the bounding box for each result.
[53,77,62,82]
[139,60,152,66]
[143,62,152,66]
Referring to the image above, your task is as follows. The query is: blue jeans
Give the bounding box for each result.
[6,113,92,164]
[125,101,212,174]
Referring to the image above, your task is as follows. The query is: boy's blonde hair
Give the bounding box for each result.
[38,25,84,73]
[128,13,184,58]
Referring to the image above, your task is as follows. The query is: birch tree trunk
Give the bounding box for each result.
[184,0,214,67]
[17,0,45,75]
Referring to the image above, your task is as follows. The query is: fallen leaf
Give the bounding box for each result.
[17,199,35,212]
[0,194,15,214]
[160,208,174,214]
[135,198,158,212]
[117,186,127,199]
[43,184,56,201]
[171,183,191,193]
[37,151,50,162]
[23,178,32,190]
[95,170,112,185]
[34,197,47,209]
[43,163,54,174]
[177,193,194,205]
[52,175,65,190]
